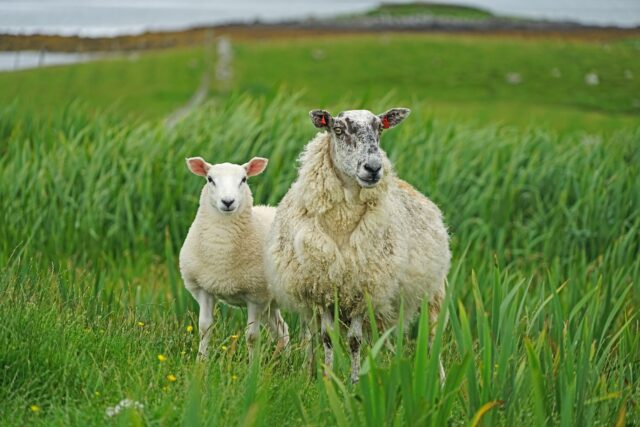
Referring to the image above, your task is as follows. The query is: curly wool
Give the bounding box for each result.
[180,185,275,306]
[266,132,451,326]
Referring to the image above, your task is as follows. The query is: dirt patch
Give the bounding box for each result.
[1,22,639,53]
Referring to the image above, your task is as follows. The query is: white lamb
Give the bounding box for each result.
[265,108,451,383]
[180,156,289,360]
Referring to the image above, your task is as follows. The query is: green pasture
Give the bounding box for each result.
[1,91,638,425]
[1,33,639,132]
[1,29,639,426]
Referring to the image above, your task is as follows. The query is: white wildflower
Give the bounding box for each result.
[105,399,144,417]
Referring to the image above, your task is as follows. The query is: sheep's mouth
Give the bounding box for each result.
[356,175,381,188]
[218,206,237,214]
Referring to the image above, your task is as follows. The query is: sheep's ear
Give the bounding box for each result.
[309,109,334,128]
[378,108,411,129]
[186,157,210,177]
[244,157,268,177]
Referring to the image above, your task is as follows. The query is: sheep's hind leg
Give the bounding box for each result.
[321,309,334,377]
[189,288,215,361]
[347,315,363,384]
[304,321,316,377]
[246,302,263,362]
[266,301,289,352]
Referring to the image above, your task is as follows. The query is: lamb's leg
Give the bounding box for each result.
[429,293,446,385]
[266,302,289,352]
[321,309,334,377]
[246,302,263,362]
[347,315,363,384]
[191,288,215,361]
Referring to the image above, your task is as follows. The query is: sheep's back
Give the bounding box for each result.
[390,178,451,319]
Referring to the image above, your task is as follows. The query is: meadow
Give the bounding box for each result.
[0,31,639,426]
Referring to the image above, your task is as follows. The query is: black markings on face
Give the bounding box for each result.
[332,116,380,149]
[330,110,386,181]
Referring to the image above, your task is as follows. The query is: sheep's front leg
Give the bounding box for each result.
[321,309,334,377]
[192,289,215,361]
[246,302,263,362]
[347,315,363,384]
[266,302,289,352]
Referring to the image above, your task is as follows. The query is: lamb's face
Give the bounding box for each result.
[186,157,269,215]
[205,163,250,214]
[310,108,410,188]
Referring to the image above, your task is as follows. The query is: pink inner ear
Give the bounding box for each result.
[246,158,268,177]
[187,158,208,177]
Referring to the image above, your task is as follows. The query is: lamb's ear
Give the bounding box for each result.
[309,109,334,128]
[378,108,411,129]
[186,157,211,177]
[244,157,268,177]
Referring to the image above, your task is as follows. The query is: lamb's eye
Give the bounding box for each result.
[334,127,343,135]
[241,176,247,184]
[207,176,215,186]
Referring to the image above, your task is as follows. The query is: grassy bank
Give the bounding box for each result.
[1,93,638,425]
[359,2,494,20]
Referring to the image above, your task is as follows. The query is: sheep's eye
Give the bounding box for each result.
[207,176,215,186]
[334,127,343,135]
[241,176,247,185]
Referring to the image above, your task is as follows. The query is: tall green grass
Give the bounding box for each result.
[1,93,638,425]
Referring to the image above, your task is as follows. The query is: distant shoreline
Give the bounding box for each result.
[2,18,639,53]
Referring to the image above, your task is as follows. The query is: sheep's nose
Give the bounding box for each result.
[221,198,235,208]
[363,162,382,175]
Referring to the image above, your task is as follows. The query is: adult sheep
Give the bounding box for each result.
[265,108,450,383]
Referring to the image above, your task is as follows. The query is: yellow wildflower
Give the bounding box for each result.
[137,322,145,327]
[231,375,238,381]
[221,345,228,351]
[157,354,167,362]
[166,374,177,382]
[30,405,40,413]
[186,325,194,333]
[231,335,239,340]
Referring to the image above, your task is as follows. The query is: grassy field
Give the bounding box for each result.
[1,33,639,131]
[1,30,639,426]
[0,47,209,119]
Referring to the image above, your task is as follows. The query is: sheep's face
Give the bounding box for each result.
[186,157,268,215]
[310,108,410,188]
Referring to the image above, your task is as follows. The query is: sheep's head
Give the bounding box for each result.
[186,156,268,215]
[310,108,410,188]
